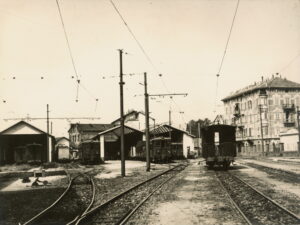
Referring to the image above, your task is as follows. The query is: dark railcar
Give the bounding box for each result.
[135,137,172,162]
[79,141,101,164]
[201,124,236,169]
[151,137,172,162]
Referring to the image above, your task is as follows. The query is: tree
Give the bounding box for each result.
[186,118,211,137]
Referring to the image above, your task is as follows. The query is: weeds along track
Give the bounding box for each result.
[216,171,300,225]
[74,164,187,225]
[20,173,95,225]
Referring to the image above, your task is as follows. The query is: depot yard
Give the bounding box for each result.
[0,157,300,225]
[0,160,175,225]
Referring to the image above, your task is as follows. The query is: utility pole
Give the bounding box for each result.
[50,122,53,134]
[46,104,50,162]
[297,106,300,154]
[144,72,150,171]
[259,105,264,154]
[119,49,125,177]
[169,110,172,125]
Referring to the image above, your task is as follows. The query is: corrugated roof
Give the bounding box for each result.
[72,124,114,132]
[222,77,300,101]
[151,124,195,138]
[94,125,143,138]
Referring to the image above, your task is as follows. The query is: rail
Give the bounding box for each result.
[74,163,187,225]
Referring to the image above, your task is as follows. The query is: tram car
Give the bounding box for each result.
[79,140,101,164]
[201,124,236,169]
[135,137,172,162]
[151,137,172,162]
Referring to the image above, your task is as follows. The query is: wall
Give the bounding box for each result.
[280,129,299,152]
[183,134,195,158]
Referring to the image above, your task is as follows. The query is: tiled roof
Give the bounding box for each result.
[222,77,300,101]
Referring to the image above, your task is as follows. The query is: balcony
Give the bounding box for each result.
[283,119,295,127]
[282,104,295,112]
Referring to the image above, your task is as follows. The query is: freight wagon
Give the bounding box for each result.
[201,124,236,169]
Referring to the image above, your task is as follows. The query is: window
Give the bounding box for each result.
[285,98,290,104]
[268,99,273,105]
[249,128,252,137]
[280,99,284,105]
[291,99,295,106]
[248,101,252,109]
[264,127,268,135]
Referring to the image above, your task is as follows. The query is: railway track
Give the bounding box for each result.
[20,173,95,225]
[74,163,187,225]
[216,171,300,225]
[241,162,300,183]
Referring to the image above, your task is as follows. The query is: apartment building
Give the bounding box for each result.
[222,75,300,155]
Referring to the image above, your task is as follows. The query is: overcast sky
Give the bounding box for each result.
[0,0,300,136]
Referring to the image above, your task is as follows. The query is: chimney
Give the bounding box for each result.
[272,74,274,79]
[261,76,264,82]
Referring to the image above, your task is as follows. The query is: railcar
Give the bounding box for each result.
[151,137,172,162]
[135,137,172,162]
[79,141,101,164]
[201,124,236,169]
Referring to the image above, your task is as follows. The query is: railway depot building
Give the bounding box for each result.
[222,76,300,156]
[149,124,195,159]
[90,125,143,162]
[0,121,55,164]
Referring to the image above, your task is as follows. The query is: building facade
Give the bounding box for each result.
[55,137,70,160]
[68,123,113,150]
[222,76,300,156]
[111,110,155,131]
[0,121,55,164]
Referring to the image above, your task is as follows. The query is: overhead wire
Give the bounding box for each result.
[55,0,79,81]
[280,52,300,73]
[214,0,240,113]
[109,0,192,124]
[217,0,240,75]
[109,0,159,73]
[56,0,100,107]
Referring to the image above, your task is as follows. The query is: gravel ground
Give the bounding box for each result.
[237,158,300,174]
[126,160,247,225]
[0,187,66,225]
[0,160,176,225]
[217,171,299,225]
[230,163,300,218]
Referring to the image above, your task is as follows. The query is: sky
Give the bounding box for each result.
[0,0,300,137]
